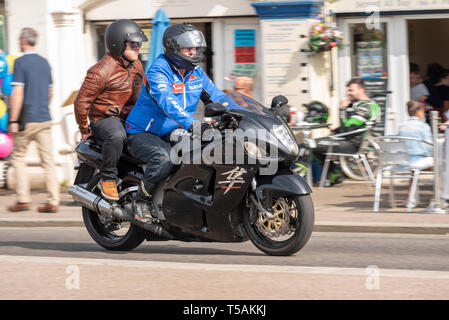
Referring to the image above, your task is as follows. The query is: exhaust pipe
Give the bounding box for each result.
[68,185,131,221]
[68,185,174,239]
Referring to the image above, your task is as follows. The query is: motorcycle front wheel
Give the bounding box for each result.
[243,194,315,256]
[82,174,146,251]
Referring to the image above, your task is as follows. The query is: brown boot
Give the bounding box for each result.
[98,179,119,201]
[38,203,58,213]
[8,202,31,212]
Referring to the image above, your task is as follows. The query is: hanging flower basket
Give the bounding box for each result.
[308,15,344,54]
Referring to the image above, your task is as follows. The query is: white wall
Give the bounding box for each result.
[5,0,87,186]
[6,0,49,57]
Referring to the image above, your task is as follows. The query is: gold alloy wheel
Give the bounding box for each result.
[256,198,295,239]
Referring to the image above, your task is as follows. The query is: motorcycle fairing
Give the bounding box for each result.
[162,164,257,242]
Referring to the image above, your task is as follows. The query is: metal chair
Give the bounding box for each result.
[373,136,433,212]
[319,123,375,188]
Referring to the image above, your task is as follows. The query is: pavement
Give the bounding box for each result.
[1,179,449,235]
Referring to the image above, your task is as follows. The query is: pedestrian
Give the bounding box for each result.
[7,27,59,213]
[233,76,253,98]
[74,19,147,201]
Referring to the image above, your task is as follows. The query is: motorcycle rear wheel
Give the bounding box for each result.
[243,194,315,256]
[82,174,146,251]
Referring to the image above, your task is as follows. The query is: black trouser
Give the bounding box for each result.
[313,137,360,164]
[90,116,127,182]
[126,132,173,191]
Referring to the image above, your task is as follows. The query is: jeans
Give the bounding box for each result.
[90,116,127,181]
[126,132,173,190]
[313,137,359,163]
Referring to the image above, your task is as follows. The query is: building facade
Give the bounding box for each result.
[332,0,449,135]
[3,0,447,186]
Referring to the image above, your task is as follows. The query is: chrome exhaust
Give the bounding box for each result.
[68,185,131,221]
[68,185,175,239]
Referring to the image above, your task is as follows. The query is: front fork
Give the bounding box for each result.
[248,171,312,221]
[248,178,276,223]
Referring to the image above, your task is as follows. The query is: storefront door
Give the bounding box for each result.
[339,16,416,135]
[338,18,394,133]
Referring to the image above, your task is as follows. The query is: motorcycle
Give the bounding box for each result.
[68,92,315,256]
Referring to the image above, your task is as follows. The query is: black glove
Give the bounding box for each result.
[219,113,239,130]
[188,122,213,139]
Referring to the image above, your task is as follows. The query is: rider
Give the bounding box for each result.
[311,78,381,185]
[74,19,147,201]
[125,23,228,218]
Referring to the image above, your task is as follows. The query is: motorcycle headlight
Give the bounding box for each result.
[272,125,299,155]
[244,141,265,158]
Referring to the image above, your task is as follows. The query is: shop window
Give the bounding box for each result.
[350,23,388,78]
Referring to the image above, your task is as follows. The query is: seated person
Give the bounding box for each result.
[398,100,433,170]
[423,63,444,124]
[74,20,147,201]
[409,63,429,102]
[433,68,449,121]
[311,78,381,185]
[125,23,228,219]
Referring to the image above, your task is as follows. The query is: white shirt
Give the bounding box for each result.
[410,83,429,101]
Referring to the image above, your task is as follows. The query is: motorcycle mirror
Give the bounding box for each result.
[271,95,288,109]
[205,103,227,117]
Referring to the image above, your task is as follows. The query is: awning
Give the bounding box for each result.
[84,0,258,21]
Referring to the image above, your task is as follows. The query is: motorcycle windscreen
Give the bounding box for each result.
[217,92,272,116]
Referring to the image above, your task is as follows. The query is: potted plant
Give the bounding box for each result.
[308,15,344,54]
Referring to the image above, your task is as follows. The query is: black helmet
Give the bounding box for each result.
[105,19,148,56]
[305,101,329,123]
[163,23,206,71]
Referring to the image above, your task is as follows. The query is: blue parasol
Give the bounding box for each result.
[146,8,170,72]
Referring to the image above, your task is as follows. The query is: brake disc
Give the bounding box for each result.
[256,198,292,238]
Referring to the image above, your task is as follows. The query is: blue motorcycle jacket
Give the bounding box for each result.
[125,54,228,137]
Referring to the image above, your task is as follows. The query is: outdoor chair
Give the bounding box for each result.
[319,123,375,188]
[373,136,434,212]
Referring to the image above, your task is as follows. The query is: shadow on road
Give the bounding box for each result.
[0,241,262,257]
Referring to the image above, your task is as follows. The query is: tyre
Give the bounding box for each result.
[340,139,379,181]
[243,194,315,256]
[82,174,146,251]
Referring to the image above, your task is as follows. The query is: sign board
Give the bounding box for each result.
[331,0,449,13]
[260,20,310,108]
[229,29,257,79]
[356,41,384,78]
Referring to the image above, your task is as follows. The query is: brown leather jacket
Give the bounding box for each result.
[74,54,144,134]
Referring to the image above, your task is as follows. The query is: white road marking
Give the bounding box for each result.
[0,255,448,279]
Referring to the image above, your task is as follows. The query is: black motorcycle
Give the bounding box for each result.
[69,92,314,256]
